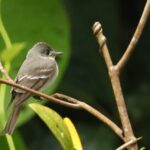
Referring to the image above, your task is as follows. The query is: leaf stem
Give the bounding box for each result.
[5,134,16,150]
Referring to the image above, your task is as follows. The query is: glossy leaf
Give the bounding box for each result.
[29,103,74,150]
[64,118,83,150]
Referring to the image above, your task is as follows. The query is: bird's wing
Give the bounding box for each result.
[10,57,57,104]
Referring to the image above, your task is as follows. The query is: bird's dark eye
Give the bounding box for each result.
[45,49,50,55]
[40,49,50,56]
[41,49,50,56]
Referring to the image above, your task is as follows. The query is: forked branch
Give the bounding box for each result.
[93,22,137,150]
[92,0,150,149]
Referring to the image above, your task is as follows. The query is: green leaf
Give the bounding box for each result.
[29,103,74,150]
[140,147,146,150]
[64,118,83,150]
[1,42,26,62]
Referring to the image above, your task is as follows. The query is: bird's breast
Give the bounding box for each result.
[41,63,58,91]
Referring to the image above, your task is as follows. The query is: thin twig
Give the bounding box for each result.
[116,0,150,72]
[93,22,138,149]
[53,93,124,140]
[0,79,80,109]
[92,22,113,68]
[116,137,142,150]
[0,79,123,139]
[0,61,13,82]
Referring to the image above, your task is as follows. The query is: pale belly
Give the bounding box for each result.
[40,64,58,91]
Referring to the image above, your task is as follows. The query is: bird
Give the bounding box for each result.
[4,42,63,134]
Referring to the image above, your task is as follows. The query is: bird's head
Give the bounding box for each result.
[27,42,63,58]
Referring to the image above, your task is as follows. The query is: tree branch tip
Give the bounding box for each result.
[92,21,102,35]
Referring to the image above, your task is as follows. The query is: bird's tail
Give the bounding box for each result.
[4,104,21,135]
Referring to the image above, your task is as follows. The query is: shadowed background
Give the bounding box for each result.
[0,0,150,149]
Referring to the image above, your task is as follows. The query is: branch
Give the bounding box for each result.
[0,61,13,82]
[53,93,124,140]
[93,22,138,149]
[0,79,123,140]
[0,79,80,109]
[92,22,113,68]
[116,0,150,72]
[116,137,142,150]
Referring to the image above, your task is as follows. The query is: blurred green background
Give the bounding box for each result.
[0,0,150,149]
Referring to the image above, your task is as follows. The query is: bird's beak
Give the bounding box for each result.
[53,51,63,57]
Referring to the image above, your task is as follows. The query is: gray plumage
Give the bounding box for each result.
[4,42,62,134]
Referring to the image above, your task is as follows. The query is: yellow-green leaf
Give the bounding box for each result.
[140,147,146,150]
[29,103,74,150]
[1,42,26,62]
[64,118,83,150]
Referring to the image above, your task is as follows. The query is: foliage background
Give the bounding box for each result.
[0,0,150,149]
